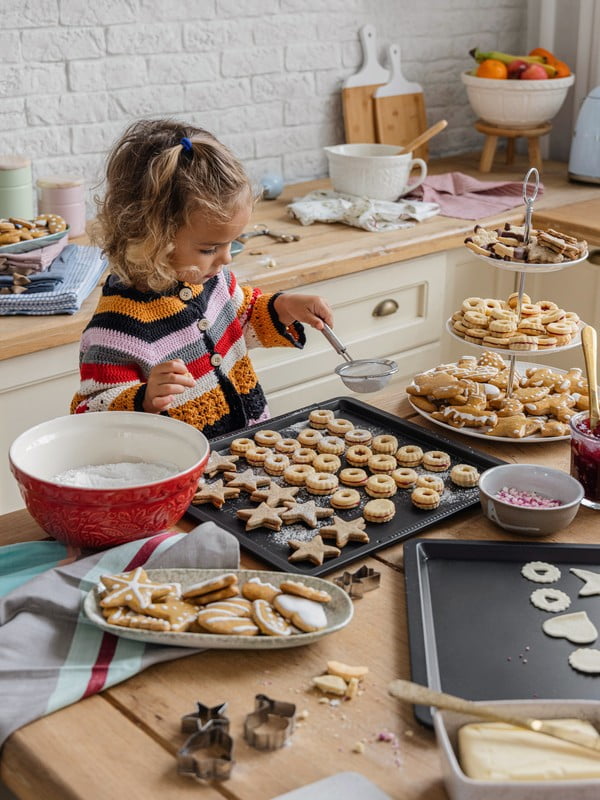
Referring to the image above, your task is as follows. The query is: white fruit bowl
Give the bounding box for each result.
[461,71,575,128]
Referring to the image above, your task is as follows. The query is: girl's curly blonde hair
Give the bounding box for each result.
[95,118,252,292]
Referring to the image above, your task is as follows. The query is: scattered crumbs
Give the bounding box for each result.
[352,741,365,754]
[522,659,528,664]
[330,699,341,707]
[377,730,396,743]
[507,656,512,661]
[318,697,329,704]
[525,645,530,651]
[297,709,309,721]
[404,729,414,737]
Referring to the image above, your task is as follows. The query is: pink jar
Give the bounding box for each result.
[36,175,86,237]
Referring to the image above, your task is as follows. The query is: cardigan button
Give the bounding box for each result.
[197,318,210,331]
[179,286,193,301]
[210,353,223,367]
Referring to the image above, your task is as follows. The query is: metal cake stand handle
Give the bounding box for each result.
[506,167,540,398]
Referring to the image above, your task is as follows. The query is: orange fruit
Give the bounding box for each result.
[476,59,508,79]
[553,59,571,78]
[529,47,558,66]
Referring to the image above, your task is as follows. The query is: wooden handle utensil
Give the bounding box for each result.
[582,325,600,431]
[398,119,448,155]
[388,678,600,754]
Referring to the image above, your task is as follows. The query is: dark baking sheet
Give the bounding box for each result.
[186,397,505,577]
[404,538,600,727]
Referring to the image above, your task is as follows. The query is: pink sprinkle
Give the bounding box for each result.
[495,486,562,508]
[377,731,395,743]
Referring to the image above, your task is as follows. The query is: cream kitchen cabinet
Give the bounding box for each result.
[251,253,446,416]
[1,343,81,514]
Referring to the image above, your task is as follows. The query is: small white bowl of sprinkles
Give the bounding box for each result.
[478,464,584,536]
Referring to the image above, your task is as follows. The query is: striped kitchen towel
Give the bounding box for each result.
[0,243,107,315]
[0,522,239,747]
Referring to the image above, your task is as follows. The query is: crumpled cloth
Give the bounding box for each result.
[406,171,544,220]
[0,234,69,275]
[287,189,440,232]
[0,522,239,746]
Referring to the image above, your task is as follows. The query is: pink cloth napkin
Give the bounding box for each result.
[0,234,69,275]
[407,171,544,220]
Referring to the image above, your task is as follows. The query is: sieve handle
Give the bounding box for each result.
[321,323,353,362]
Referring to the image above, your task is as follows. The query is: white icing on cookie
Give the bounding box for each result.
[273,593,327,631]
[530,587,571,612]
[521,561,561,584]
[542,611,598,645]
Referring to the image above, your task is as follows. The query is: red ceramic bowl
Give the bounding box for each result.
[9,412,210,548]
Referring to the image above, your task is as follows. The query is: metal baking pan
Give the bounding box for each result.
[404,538,600,727]
[186,397,505,577]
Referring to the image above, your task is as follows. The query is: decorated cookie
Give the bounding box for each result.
[273,593,328,632]
[251,598,292,636]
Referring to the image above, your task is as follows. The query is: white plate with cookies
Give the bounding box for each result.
[468,249,589,274]
[83,567,354,649]
[446,318,584,356]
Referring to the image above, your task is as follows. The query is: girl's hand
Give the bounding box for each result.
[274,293,333,331]
[143,359,195,413]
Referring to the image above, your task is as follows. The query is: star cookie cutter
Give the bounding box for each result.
[177,722,234,782]
[333,565,381,599]
[243,693,296,750]
[181,701,229,733]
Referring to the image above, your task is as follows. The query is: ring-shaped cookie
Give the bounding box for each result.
[530,588,571,613]
[297,428,322,448]
[345,445,372,466]
[308,408,334,429]
[449,464,480,488]
[283,463,315,486]
[312,453,341,473]
[371,434,398,455]
[483,298,502,314]
[317,435,345,455]
[411,487,441,510]
[416,474,444,493]
[461,297,485,314]
[368,453,396,474]
[507,291,531,309]
[330,488,361,509]
[263,452,290,475]
[326,418,355,436]
[230,437,254,455]
[305,471,339,495]
[422,450,451,472]
[365,473,397,498]
[245,446,272,466]
[345,428,373,446]
[253,429,282,447]
[392,467,418,488]
[292,447,316,464]
[275,437,301,454]
[339,467,368,486]
[395,445,423,466]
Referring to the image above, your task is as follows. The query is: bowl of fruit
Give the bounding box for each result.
[462,47,574,128]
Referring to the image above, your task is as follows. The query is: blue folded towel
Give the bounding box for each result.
[0,244,107,315]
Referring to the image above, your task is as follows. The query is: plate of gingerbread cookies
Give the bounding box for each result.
[406,354,588,443]
[84,567,353,649]
[0,215,69,254]
[464,223,588,273]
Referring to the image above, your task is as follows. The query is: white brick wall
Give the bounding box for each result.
[1,0,526,213]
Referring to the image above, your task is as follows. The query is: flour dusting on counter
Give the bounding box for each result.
[54,461,180,488]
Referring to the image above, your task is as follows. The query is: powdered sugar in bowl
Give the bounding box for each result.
[9,412,209,548]
[478,463,584,536]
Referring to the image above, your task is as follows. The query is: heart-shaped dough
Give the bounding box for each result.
[542,611,598,644]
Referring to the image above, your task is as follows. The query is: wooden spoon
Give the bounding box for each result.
[388,678,600,754]
[397,119,448,155]
[582,325,600,431]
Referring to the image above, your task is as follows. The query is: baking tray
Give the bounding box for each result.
[185,397,505,577]
[404,538,600,727]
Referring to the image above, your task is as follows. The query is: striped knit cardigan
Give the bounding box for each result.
[70,268,305,438]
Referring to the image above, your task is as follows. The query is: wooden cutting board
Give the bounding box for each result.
[341,24,389,143]
[373,44,428,160]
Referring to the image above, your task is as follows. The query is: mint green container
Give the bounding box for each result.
[0,155,34,219]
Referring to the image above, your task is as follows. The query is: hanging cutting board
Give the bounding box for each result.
[373,44,429,159]
[341,24,389,143]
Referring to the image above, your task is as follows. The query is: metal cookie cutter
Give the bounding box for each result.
[177,723,235,782]
[238,223,300,243]
[180,701,229,733]
[333,565,381,599]
[244,693,296,750]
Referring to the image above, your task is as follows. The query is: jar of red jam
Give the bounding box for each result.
[569,410,600,510]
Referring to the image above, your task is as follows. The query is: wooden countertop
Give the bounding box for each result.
[2,153,600,363]
[1,390,598,800]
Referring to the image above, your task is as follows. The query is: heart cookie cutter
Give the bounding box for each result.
[333,565,381,599]
[243,693,296,750]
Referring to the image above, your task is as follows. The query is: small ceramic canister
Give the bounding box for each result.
[0,154,34,219]
[37,175,86,236]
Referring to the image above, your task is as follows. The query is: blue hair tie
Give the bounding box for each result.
[180,137,193,153]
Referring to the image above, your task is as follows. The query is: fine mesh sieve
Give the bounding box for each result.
[321,324,398,393]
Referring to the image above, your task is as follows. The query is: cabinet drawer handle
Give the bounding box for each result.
[587,249,600,266]
[372,299,399,317]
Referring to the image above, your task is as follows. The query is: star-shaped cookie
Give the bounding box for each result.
[570,568,600,597]
[100,567,171,612]
[250,483,300,507]
[319,515,370,547]
[193,479,240,508]
[288,534,341,565]
[236,502,288,531]
[224,468,271,494]
[280,500,334,528]
[205,450,239,477]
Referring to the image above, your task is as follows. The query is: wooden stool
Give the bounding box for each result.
[474,120,552,173]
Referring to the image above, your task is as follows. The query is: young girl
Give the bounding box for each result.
[71,119,333,438]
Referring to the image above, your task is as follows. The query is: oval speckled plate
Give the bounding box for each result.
[0,226,70,254]
[83,567,353,649]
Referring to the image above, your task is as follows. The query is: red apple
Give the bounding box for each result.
[507,59,528,79]
[521,63,548,80]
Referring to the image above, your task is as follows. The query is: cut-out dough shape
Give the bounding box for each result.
[542,611,598,644]
[530,587,571,613]
[568,648,600,674]
[521,561,561,584]
[570,567,600,597]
